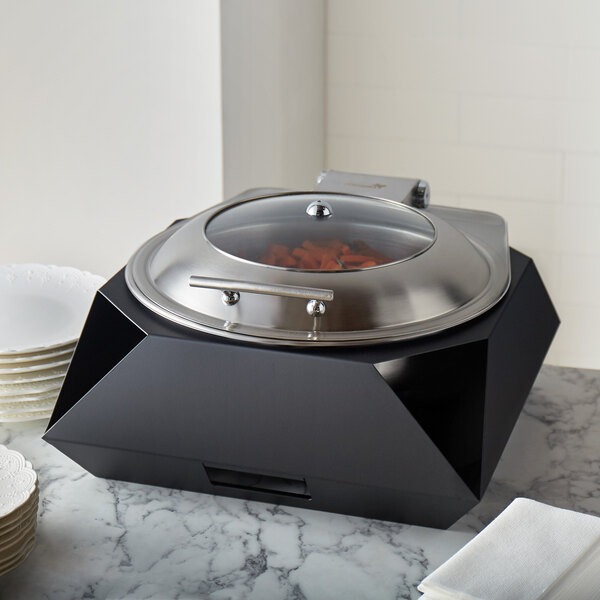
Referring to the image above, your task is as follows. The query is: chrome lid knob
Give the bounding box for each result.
[306,299,326,317]
[306,200,332,218]
[222,290,240,306]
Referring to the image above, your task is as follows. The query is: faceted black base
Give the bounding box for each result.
[44,249,559,528]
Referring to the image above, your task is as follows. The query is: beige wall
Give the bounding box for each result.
[0,1,326,280]
[0,1,224,279]
[326,0,600,369]
[221,0,325,199]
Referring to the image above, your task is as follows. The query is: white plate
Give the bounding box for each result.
[0,446,38,518]
[0,534,35,576]
[0,514,37,551]
[0,389,59,405]
[0,488,38,530]
[0,411,52,423]
[0,356,71,375]
[0,264,105,354]
[0,495,38,532]
[0,400,55,415]
[0,504,37,542]
[0,378,63,398]
[0,342,76,364]
[0,365,68,384]
[0,513,37,549]
[0,528,35,563]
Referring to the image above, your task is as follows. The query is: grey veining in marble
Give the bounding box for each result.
[0,365,598,600]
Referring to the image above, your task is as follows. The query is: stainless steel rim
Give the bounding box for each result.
[125,214,510,347]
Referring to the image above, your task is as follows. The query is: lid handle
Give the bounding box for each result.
[189,276,333,314]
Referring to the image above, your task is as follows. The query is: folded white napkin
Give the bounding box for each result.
[418,498,600,600]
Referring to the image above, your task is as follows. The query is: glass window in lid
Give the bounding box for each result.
[205,193,436,271]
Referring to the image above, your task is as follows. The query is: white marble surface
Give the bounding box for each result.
[0,365,599,599]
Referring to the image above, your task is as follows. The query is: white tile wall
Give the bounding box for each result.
[460,96,564,150]
[567,48,600,99]
[461,0,565,46]
[326,0,600,369]
[328,86,459,142]
[564,154,600,204]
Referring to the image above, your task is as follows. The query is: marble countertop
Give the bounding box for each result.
[1,365,599,600]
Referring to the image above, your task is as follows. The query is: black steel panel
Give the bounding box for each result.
[44,248,558,527]
[481,255,560,492]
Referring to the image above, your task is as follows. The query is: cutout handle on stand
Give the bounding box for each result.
[204,464,311,499]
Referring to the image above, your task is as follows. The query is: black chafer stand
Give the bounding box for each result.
[44,171,559,528]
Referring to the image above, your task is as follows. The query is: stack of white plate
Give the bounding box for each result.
[0,264,105,422]
[0,445,38,576]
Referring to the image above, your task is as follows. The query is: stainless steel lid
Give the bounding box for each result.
[125,172,510,346]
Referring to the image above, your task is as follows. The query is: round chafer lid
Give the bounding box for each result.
[125,191,510,346]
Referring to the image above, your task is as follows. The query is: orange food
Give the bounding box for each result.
[257,239,391,271]
[269,243,291,257]
[338,254,373,264]
[279,255,297,268]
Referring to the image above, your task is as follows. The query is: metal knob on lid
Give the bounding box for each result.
[221,291,240,306]
[306,299,326,317]
[306,199,333,218]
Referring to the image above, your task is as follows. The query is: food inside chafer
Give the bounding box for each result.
[257,239,393,270]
